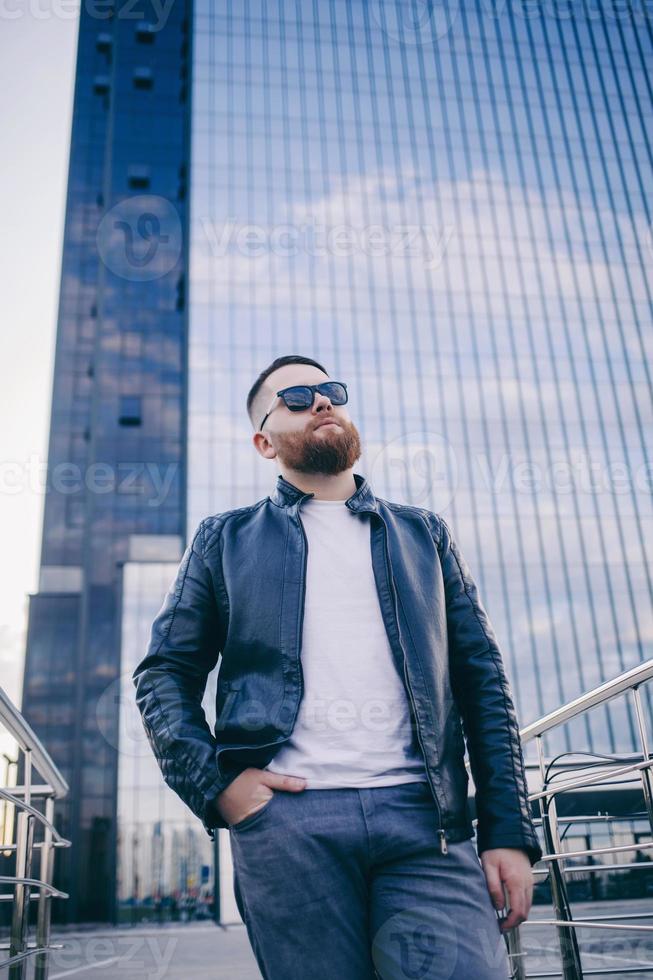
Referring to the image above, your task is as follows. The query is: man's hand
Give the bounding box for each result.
[480,847,533,932]
[209,767,307,827]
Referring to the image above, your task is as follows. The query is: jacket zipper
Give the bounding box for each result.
[379,516,448,856]
[294,508,308,721]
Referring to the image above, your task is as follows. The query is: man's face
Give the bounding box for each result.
[254,365,362,476]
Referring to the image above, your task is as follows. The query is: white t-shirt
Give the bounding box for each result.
[264,496,428,788]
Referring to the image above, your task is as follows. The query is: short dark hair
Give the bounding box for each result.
[246,354,330,430]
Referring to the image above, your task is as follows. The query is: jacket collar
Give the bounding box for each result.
[270,470,378,514]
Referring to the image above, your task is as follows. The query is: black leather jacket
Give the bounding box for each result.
[133,471,543,866]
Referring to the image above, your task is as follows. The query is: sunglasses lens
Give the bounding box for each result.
[318,382,347,404]
[283,386,314,410]
[281,382,348,411]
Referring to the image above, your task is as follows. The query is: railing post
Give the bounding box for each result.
[504,925,526,979]
[35,795,56,980]
[9,809,35,980]
[535,736,584,980]
[631,685,653,836]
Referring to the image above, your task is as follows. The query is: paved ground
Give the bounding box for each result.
[517,898,653,978]
[4,899,651,978]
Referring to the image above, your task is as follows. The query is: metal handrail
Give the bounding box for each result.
[0,878,68,899]
[519,660,653,741]
[472,659,653,980]
[0,686,70,979]
[0,789,71,847]
[0,689,68,799]
[526,758,653,801]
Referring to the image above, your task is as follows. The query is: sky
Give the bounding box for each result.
[0,6,78,710]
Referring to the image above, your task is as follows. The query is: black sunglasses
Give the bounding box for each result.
[259,381,348,431]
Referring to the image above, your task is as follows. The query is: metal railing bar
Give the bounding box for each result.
[528,759,653,801]
[0,688,68,797]
[467,752,647,782]
[3,786,55,797]
[531,859,653,875]
[538,840,653,862]
[0,944,63,952]
[0,877,68,898]
[519,661,653,741]
[36,794,56,978]
[566,860,652,872]
[525,753,648,767]
[521,919,653,931]
[570,912,653,922]
[0,891,64,901]
[532,813,650,825]
[631,685,653,830]
[0,788,71,845]
[0,944,62,973]
[0,840,71,853]
[524,969,653,977]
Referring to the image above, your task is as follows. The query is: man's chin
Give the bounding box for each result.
[274,420,362,474]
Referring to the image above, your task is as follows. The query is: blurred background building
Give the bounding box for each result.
[18,0,652,923]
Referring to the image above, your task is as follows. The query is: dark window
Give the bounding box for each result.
[118,396,142,427]
[127,165,151,190]
[133,67,153,90]
[135,22,156,43]
[96,33,112,53]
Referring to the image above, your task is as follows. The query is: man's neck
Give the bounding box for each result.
[278,468,358,501]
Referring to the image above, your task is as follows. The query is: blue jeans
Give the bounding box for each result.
[228,780,511,979]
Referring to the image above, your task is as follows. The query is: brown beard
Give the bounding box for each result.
[273,418,363,476]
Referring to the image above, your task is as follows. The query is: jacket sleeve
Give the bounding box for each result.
[132,518,234,839]
[436,515,543,867]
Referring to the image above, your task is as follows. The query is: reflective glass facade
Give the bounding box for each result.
[188,0,652,758]
[20,0,192,922]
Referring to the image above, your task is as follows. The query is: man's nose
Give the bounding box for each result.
[312,391,334,413]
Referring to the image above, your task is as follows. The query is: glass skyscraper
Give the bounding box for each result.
[20,0,193,922]
[21,0,652,923]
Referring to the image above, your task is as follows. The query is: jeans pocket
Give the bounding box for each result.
[229,791,277,832]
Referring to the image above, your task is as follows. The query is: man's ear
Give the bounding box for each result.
[252,431,277,460]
